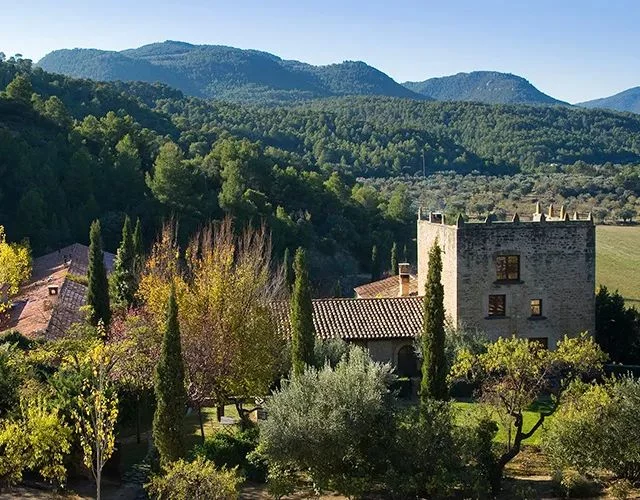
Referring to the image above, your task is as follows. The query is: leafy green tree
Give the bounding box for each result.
[421,240,448,402]
[595,286,640,364]
[283,247,293,291]
[290,248,315,376]
[147,141,197,215]
[153,284,187,465]
[371,244,381,281]
[260,347,394,497]
[390,242,398,275]
[87,220,111,328]
[451,333,607,492]
[111,215,136,307]
[5,73,32,102]
[0,344,20,418]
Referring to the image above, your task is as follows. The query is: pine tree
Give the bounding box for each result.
[153,285,187,465]
[290,248,315,376]
[390,242,399,275]
[87,220,111,328]
[371,245,381,281]
[421,240,448,402]
[283,248,293,291]
[111,216,136,307]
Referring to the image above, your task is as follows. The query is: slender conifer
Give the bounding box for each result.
[290,248,315,376]
[87,220,111,328]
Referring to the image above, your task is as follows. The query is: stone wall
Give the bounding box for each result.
[417,214,595,348]
[417,216,458,323]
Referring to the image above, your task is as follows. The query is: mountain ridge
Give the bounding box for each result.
[403,71,567,106]
[38,41,424,103]
[578,87,640,114]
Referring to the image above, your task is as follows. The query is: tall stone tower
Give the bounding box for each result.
[416,207,595,348]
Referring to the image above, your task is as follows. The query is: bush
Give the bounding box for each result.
[194,427,266,482]
[384,401,462,498]
[552,469,602,498]
[145,456,242,500]
[259,347,394,497]
[543,377,640,482]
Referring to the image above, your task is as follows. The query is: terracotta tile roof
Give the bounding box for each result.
[1,244,115,338]
[275,297,424,340]
[354,274,419,298]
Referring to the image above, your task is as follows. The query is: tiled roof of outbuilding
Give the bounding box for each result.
[275,297,423,341]
[354,274,419,298]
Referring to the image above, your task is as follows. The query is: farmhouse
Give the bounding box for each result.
[417,205,596,348]
[0,243,115,339]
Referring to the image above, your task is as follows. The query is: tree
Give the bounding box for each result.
[390,242,398,275]
[5,73,32,102]
[371,244,381,281]
[283,247,293,291]
[133,217,144,264]
[259,347,394,497]
[138,221,284,433]
[153,284,187,465]
[595,286,640,364]
[147,141,198,215]
[110,215,136,307]
[421,240,448,402]
[69,342,119,500]
[87,220,111,328]
[290,248,315,376]
[0,225,31,313]
[450,334,607,492]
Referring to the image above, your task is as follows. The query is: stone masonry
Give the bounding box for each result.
[417,207,596,348]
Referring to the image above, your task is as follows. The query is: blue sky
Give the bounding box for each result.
[2,0,639,103]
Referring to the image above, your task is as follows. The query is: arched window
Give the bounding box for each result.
[397,345,419,377]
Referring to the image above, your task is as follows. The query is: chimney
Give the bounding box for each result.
[48,285,59,296]
[398,263,411,297]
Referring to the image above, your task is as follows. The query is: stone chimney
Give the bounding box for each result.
[398,263,411,297]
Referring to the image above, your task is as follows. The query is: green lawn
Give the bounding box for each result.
[453,400,554,446]
[597,225,640,306]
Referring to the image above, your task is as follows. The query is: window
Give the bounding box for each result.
[488,294,506,317]
[496,255,520,281]
[530,299,542,317]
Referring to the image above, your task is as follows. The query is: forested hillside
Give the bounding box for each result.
[2,55,640,284]
[38,41,423,103]
[403,71,565,106]
[579,87,640,114]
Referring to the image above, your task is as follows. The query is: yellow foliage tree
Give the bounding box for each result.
[138,220,285,432]
[0,226,31,313]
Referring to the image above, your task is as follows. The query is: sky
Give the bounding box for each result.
[1,0,639,103]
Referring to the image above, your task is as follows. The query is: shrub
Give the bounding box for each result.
[145,456,242,500]
[194,428,266,482]
[384,400,462,498]
[543,377,640,482]
[553,469,602,498]
[259,347,394,497]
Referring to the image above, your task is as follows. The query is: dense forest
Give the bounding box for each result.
[37,42,424,104]
[1,54,640,287]
[403,71,565,105]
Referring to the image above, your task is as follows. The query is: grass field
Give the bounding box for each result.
[596,225,640,305]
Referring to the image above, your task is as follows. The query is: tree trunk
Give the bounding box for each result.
[135,393,141,444]
[96,466,101,500]
[198,406,205,442]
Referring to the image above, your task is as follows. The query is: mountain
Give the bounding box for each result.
[403,71,566,105]
[578,87,640,114]
[38,41,424,103]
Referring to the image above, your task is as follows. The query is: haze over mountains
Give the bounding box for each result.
[38,40,640,111]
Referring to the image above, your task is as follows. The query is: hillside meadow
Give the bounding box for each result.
[596,225,640,305]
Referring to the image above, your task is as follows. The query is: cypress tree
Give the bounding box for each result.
[403,244,409,263]
[283,247,293,291]
[153,285,187,465]
[371,245,381,281]
[290,248,315,376]
[87,220,111,328]
[421,240,448,402]
[390,242,399,275]
[133,217,144,262]
[111,216,136,307]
